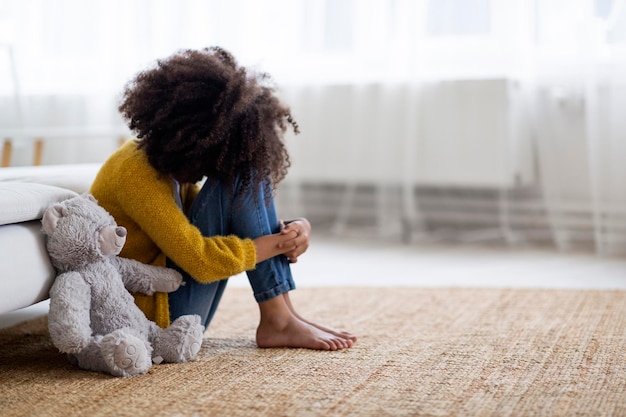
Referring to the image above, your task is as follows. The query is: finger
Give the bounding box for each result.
[281,228,298,238]
[277,232,298,249]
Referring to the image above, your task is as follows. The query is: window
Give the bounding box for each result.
[427,0,491,36]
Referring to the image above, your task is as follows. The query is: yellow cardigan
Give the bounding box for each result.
[90,141,257,328]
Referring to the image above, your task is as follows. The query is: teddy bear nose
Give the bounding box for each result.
[115,227,127,238]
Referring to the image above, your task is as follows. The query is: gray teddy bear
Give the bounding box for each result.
[41,194,204,377]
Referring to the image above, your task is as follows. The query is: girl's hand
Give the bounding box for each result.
[278,218,311,263]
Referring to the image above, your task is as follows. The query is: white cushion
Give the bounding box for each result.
[0,221,55,313]
[0,182,77,226]
[0,163,101,194]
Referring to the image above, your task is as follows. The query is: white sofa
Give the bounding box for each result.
[0,164,101,315]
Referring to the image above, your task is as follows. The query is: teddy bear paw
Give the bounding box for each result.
[178,315,204,361]
[114,339,151,374]
[102,332,152,377]
[184,324,203,361]
[156,315,204,363]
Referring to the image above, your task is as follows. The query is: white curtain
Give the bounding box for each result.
[1,0,625,255]
[4,0,618,92]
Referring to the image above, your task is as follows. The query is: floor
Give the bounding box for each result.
[2,236,625,329]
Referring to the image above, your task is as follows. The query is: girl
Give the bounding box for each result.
[90,47,356,351]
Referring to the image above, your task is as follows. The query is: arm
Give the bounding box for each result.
[111,257,182,295]
[48,272,93,354]
[253,230,299,263]
[108,152,293,282]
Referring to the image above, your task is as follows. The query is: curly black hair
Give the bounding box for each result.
[118,47,299,201]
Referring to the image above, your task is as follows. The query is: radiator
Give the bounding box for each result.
[280,79,534,188]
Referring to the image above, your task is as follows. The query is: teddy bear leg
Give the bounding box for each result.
[152,314,204,363]
[99,329,153,377]
[69,335,117,375]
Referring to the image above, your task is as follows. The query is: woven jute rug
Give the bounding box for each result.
[1,287,625,417]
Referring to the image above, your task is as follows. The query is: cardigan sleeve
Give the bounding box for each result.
[114,154,257,284]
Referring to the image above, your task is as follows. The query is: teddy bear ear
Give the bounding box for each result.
[41,203,67,234]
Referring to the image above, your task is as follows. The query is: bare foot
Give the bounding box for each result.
[256,295,355,350]
[282,293,357,344]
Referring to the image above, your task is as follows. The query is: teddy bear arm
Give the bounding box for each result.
[111,256,183,295]
[48,271,93,354]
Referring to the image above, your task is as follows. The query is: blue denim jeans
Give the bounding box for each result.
[167,178,295,328]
